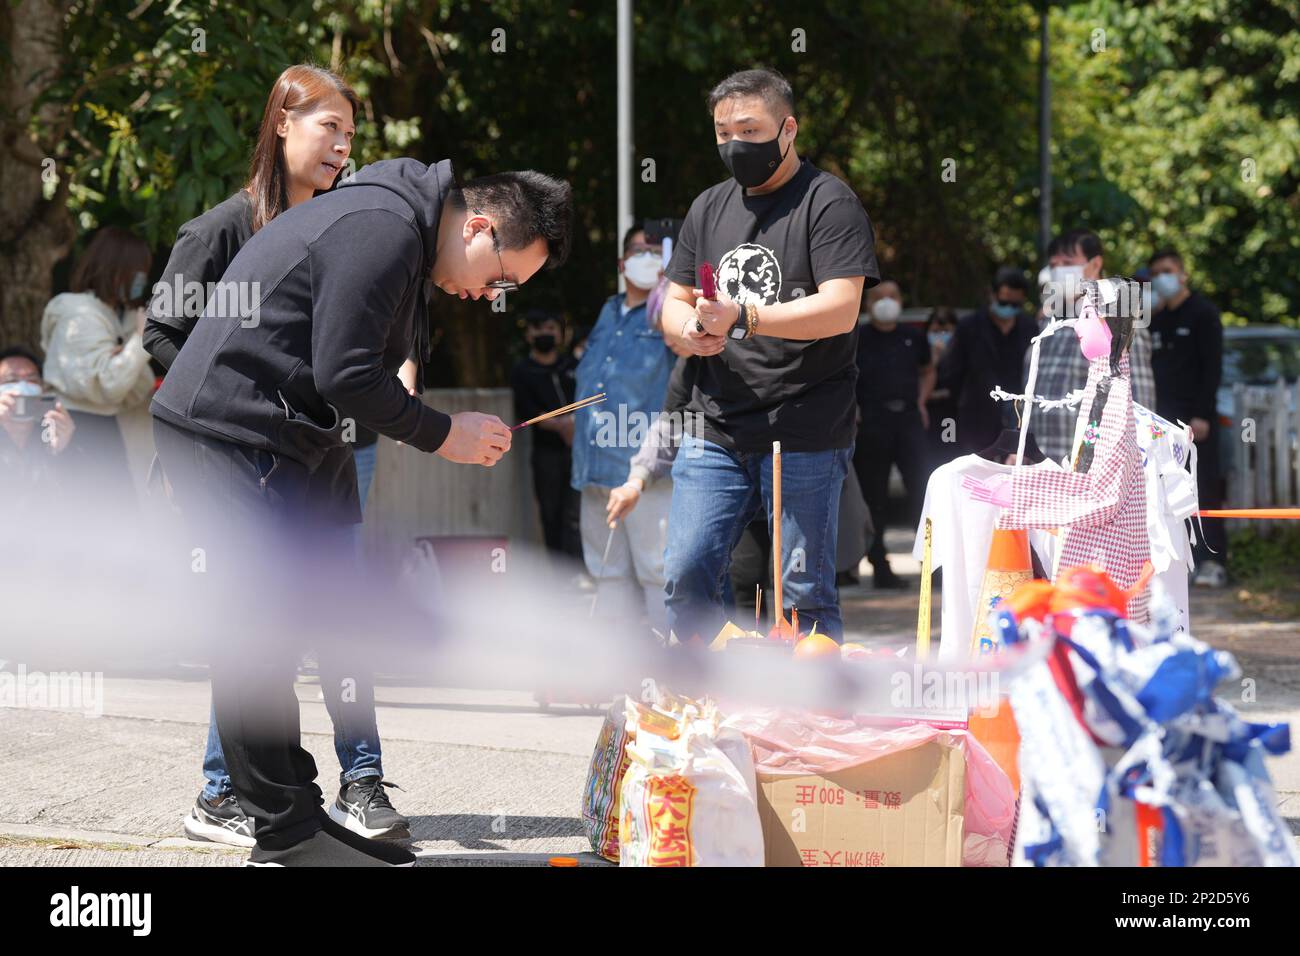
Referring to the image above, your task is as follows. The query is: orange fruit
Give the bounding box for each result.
[793,633,840,660]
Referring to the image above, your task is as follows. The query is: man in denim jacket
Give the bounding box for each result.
[571,224,679,630]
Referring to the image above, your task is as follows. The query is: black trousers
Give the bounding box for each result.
[1194,424,1228,563]
[65,409,138,509]
[853,406,928,566]
[531,446,581,560]
[153,416,347,849]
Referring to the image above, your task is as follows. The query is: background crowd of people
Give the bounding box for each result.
[1,62,1230,868]
[511,221,1228,624]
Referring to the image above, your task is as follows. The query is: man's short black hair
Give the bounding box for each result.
[523,307,564,332]
[1149,246,1183,268]
[993,266,1029,294]
[451,171,574,270]
[0,345,43,373]
[622,224,645,256]
[1057,227,1104,263]
[927,306,957,331]
[706,68,795,122]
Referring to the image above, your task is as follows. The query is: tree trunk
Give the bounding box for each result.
[0,0,75,354]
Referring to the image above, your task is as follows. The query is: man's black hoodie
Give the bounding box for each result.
[151,158,455,473]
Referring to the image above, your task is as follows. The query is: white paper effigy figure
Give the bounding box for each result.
[967,278,1153,623]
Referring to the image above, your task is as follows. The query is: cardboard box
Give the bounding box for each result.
[755,737,966,867]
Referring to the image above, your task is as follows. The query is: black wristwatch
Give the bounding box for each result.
[728,301,748,340]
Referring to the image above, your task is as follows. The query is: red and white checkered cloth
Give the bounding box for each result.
[998,353,1150,622]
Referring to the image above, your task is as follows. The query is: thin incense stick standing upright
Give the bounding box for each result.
[916,517,933,661]
[772,440,784,632]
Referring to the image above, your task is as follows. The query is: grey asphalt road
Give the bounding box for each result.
[0,681,611,867]
[2,532,1296,866]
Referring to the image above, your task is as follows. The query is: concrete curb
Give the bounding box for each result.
[0,824,614,866]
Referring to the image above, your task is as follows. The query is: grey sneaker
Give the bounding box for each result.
[1192,560,1228,589]
[183,792,256,848]
[328,777,411,840]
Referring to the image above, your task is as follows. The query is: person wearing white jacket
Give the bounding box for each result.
[39,226,155,500]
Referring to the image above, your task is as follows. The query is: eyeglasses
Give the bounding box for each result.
[487,227,519,294]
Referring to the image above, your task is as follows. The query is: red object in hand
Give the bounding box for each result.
[693,262,717,334]
[698,262,716,300]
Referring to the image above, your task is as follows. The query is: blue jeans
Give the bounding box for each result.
[353,441,377,513]
[201,441,384,800]
[663,434,852,642]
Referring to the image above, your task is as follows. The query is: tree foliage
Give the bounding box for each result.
[25,0,1300,383]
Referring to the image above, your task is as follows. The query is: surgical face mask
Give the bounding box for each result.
[1044,265,1086,318]
[717,117,793,189]
[928,331,952,349]
[871,297,902,323]
[623,252,661,290]
[992,302,1020,320]
[1050,264,1084,287]
[1152,272,1182,300]
[127,271,148,302]
[0,381,42,398]
[531,334,557,353]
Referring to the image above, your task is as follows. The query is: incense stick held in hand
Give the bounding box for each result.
[511,392,606,430]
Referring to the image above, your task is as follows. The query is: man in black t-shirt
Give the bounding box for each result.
[660,68,879,641]
[1148,247,1227,582]
[853,281,932,589]
[510,309,581,560]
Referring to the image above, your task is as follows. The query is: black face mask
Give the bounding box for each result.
[532,334,557,353]
[717,117,793,188]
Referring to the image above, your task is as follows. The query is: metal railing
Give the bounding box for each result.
[1227,381,1300,512]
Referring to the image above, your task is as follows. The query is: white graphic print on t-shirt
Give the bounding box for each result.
[717,243,782,306]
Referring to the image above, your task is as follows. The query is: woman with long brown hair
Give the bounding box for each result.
[144,65,411,859]
[145,64,360,367]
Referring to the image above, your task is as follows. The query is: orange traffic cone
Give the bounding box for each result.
[969,699,1021,794]
[967,528,1032,795]
[969,529,1033,658]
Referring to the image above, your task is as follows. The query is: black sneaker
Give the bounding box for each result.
[183,792,256,848]
[245,826,406,867]
[328,777,410,840]
[872,565,909,590]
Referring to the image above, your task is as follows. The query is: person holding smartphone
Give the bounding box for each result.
[0,346,78,504]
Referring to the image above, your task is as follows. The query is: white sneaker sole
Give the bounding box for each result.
[328,803,410,840]
[183,809,256,848]
[243,859,414,867]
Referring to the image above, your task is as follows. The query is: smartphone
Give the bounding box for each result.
[10,393,58,423]
[642,218,683,247]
